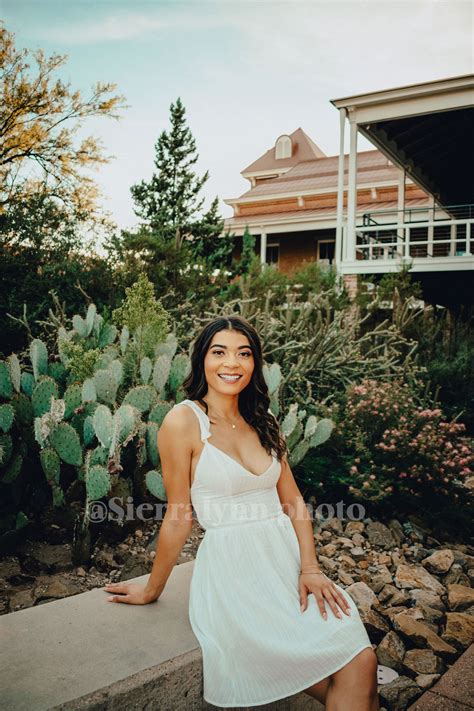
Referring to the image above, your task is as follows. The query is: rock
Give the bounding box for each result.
[92,550,116,572]
[317,555,338,572]
[352,533,365,546]
[119,555,150,581]
[20,542,73,574]
[447,583,474,611]
[415,673,441,690]
[76,567,87,577]
[388,519,405,546]
[379,676,420,710]
[344,521,365,536]
[379,584,398,604]
[323,518,344,534]
[422,549,454,574]
[392,612,457,658]
[417,602,444,625]
[320,543,338,557]
[409,589,445,611]
[443,612,474,651]
[390,589,410,606]
[363,608,391,642]
[9,589,35,611]
[338,554,356,568]
[349,546,365,561]
[442,564,469,586]
[337,570,354,586]
[345,581,377,615]
[335,536,354,549]
[376,631,406,672]
[394,564,445,596]
[402,649,444,675]
[367,565,393,594]
[367,522,397,550]
[34,576,82,602]
[0,556,22,580]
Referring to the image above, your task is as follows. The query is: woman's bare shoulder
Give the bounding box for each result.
[159,403,197,440]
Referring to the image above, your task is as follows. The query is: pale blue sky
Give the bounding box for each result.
[3,0,473,229]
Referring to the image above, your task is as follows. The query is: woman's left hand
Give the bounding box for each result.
[299,572,352,619]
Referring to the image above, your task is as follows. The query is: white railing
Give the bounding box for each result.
[353,218,473,261]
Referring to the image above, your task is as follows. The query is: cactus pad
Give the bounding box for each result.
[32,377,59,417]
[30,339,48,380]
[40,448,61,483]
[122,385,156,414]
[146,469,167,501]
[50,422,83,466]
[86,465,111,501]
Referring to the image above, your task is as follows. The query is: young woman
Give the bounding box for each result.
[104,315,380,709]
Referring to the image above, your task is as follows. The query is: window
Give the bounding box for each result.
[275,135,292,160]
[266,242,280,267]
[317,240,335,265]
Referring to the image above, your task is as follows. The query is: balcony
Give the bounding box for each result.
[339,204,474,274]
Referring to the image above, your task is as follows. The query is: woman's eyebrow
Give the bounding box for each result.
[210,344,251,349]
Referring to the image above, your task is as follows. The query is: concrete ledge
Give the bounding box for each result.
[1,560,323,710]
[408,644,474,711]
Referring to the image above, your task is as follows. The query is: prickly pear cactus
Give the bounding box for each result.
[0,404,14,433]
[50,422,83,466]
[146,469,167,501]
[122,385,156,414]
[86,465,111,501]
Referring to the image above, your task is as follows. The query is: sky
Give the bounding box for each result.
[3,0,473,230]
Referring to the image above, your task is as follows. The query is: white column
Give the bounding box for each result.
[260,231,267,265]
[427,196,435,257]
[335,108,346,269]
[397,168,405,255]
[346,120,358,262]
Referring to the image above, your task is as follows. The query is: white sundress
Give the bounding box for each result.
[175,399,373,708]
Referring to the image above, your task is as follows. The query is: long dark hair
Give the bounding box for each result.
[182,315,287,461]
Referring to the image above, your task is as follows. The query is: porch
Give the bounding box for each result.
[331,75,474,278]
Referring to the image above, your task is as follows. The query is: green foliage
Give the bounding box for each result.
[0,404,14,433]
[146,469,167,501]
[130,97,209,245]
[59,340,100,381]
[86,465,111,500]
[50,422,83,466]
[32,377,59,417]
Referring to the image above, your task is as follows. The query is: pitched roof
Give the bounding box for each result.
[229,150,400,203]
[224,197,430,228]
[241,127,326,174]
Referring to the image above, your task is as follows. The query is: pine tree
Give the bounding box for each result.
[130,97,209,247]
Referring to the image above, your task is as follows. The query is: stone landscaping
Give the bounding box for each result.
[1,512,473,710]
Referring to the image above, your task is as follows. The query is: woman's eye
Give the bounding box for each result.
[240,352,252,358]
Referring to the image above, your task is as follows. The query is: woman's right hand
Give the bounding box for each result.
[103,581,163,605]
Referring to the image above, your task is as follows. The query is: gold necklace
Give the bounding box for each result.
[205,402,241,429]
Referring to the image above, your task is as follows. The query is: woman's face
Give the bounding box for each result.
[203,329,254,395]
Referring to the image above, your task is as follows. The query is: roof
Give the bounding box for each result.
[241,127,326,175]
[224,197,430,229]
[228,149,401,203]
[330,74,474,111]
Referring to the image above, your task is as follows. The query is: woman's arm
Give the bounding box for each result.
[276,455,351,618]
[143,407,195,600]
[104,406,195,604]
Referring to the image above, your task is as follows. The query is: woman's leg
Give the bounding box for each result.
[302,674,333,705]
[325,648,379,711]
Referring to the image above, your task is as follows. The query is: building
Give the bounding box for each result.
[224,75,473,306]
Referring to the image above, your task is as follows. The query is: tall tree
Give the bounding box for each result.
[0,24,126,215]
[130,97,211,248]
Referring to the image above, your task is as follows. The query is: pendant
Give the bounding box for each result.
[232,424,236,429]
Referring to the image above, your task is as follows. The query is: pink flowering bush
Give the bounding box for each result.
[337,378,473,506]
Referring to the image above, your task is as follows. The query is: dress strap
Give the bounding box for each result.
[175,399,211,442]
